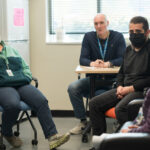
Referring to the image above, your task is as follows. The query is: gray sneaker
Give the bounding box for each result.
[70,122,86,135]
[49,132,70,149]
[4,135,22,147]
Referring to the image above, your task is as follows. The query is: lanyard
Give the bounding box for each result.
[97,36,109,60]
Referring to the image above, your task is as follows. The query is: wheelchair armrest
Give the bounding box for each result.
[32,77,38,88]
[98,133,150,150]
[128,99,144,107]
[127,99,144,121]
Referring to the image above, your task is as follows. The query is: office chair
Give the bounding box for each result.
[0,77,38,150]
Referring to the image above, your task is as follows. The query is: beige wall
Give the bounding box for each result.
[29,0,81,110]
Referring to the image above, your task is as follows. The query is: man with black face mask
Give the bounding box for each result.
[89,16,150,136]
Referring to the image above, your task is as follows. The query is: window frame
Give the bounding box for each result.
[46,0,149,44]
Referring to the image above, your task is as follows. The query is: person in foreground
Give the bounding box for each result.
[68,13,126,135]
[0,41,70,149]
[89,16,150,136]
[91,88,150,150]
[121,88,150,133]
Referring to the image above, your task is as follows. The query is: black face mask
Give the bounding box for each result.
[129,33,146,48]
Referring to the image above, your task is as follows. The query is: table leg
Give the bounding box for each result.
[89,75,95,98]
[82,75,95,143]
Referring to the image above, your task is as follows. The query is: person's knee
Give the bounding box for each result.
[67,82,78,95]
[89,95,106,111]
[4,101,20,111]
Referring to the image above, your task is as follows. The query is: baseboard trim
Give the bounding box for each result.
[51,110,89,117]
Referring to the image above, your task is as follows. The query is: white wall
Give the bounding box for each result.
[29,0,81,110]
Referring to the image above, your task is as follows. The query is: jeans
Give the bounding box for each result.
[0,85,57,138]
[89,89,144,135]
[67,77,113,120]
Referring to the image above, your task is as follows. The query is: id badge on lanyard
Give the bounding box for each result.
[5,58,14,76]
[6,69,14,76]
[0,48,14,76]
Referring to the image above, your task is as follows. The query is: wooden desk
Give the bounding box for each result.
[75,65,120,74]
[75,65,120,98]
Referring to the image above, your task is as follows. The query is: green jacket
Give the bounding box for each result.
[0,41,32,87]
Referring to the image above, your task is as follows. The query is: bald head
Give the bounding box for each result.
[94,14,109,39]
[94,13,108,23]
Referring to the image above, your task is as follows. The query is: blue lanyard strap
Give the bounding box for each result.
[97,36,109,60]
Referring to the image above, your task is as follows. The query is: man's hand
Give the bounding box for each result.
[120,86,134,96]
[90,59,104,67]
[116,86,124,99]
[90,60,111,68]
[116,86,134,99]
[103,61,111,68]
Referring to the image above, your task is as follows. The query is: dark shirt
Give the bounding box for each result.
[117,39,150,91]
[79,30,126,79]
[80,30,126,66]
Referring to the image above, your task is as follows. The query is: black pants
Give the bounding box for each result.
[89,88,144,135]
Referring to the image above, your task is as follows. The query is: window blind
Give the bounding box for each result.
[48,0,150,35]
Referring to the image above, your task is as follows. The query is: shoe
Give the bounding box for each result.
[49,132,70,149]
[4,135,22,147]
[70,121,87,135]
